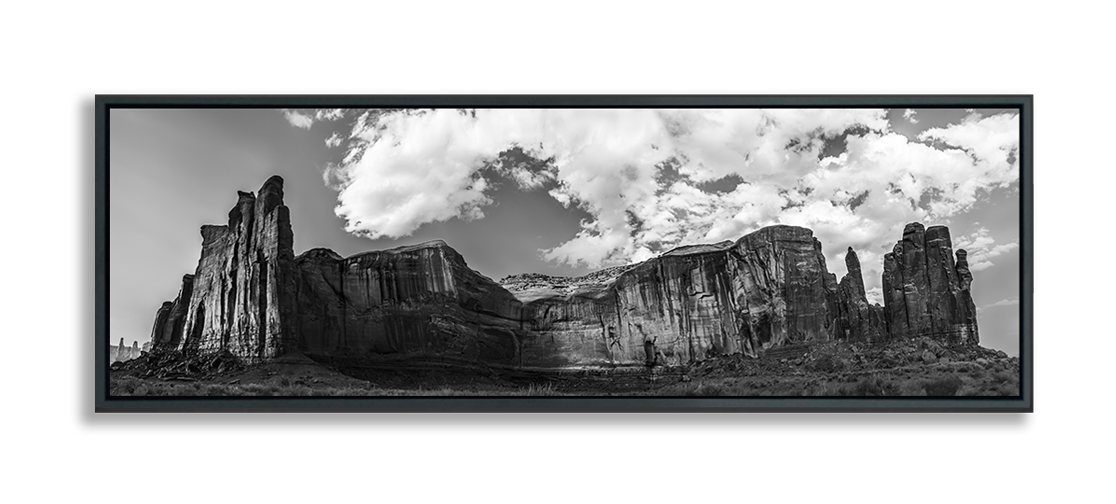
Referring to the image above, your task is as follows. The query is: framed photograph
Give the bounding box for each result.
[95,95,1032,412]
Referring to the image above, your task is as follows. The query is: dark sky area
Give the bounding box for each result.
[109,108,1021,355]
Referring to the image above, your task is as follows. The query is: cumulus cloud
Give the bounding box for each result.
[977,298,1019,313]
[954,226,1019,272]
[292,108,1019,287]
[985,298,1019,308]
[324,131,343,148]
[281,109,314,129]
[315,109,345,121]
[903,109,919,124]
[865,286,884,306]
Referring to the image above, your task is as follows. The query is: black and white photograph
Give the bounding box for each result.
[104,104,1025,401]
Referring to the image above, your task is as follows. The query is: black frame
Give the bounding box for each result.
[95,95,1033,412]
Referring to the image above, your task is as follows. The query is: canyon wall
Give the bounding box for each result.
[146,176,980,367]
[293,241,523,363]
[509,226,843,366]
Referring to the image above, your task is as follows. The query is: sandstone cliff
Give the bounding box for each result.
[507,226,842,366]
[882,223,979,344]
[293,241,523,362]
[834,247,886,342]
[146,175,980,368]
[149,176,297,361]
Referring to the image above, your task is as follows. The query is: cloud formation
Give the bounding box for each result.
[296,108,1019,293]
[977,298,1020,313]
[954,226,1020,272]
[281,109,314,129]
[903,109,919,124]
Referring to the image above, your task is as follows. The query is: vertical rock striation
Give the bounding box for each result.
[835,247,886,341]
[143,175,981,367]
[293,241,523,363]
[150,176,297,361]
[882,223,979,345]
[509,226,842,366]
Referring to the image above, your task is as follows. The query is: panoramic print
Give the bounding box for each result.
[108,107,1022,397]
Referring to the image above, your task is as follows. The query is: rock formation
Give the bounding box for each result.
[110,338,143,362]
[145,176,980,368]
[834,247,886,342]
[293,241,523,362]
[881,223,979,345]
[509,226,843,366]
[149,176,296,361]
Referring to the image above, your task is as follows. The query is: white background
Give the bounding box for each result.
[0,1,1110,503]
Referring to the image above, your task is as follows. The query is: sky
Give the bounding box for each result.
[109,107,1021,355]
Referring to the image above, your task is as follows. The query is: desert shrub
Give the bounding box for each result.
[111,377,138,395]
[995,383,1021,396]
[897,380,927,396]
[956,384,982,396]
[277,385,312,396]
[278,376,292,387]
[520,383,562,396]
[923,375,964,396]
[203,384,230,396]
[133,385,150,396]
[808,354,846,373]
[800,381,832,396]
[169,383,196,394]
[687,382,729,396]
[242,383,267,394]
[992,371,1015,384]
[841,375,899,396]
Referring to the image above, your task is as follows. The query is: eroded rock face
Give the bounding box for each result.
[293,241,523,363]
[835,247,886,341]
[509,226,841,366]
[150,176,297,361]
[882,224,979,345]
[144,175,980,367]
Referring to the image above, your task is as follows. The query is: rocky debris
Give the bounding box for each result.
[112,351,244,380]
[500,264,637,299]
[688,337,1015,381]
[882,224,979,345]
